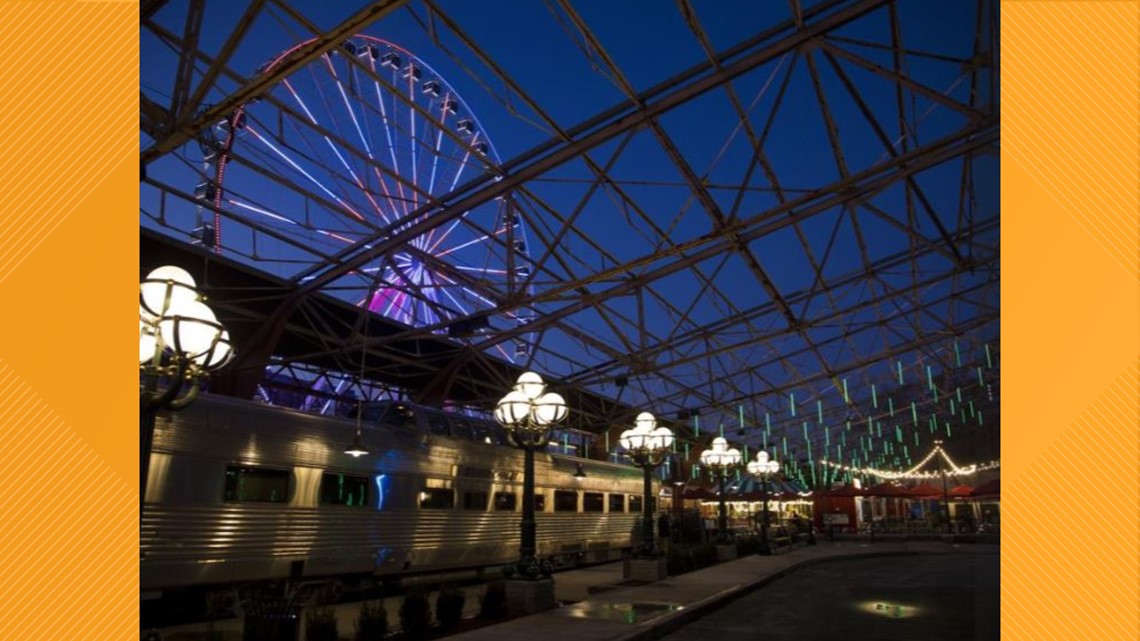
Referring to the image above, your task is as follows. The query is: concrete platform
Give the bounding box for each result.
[151,540,996,640]
[445,541,997,641]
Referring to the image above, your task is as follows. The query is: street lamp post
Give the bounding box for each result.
[699,437,741,544]
[746,450,780,555]
[140,266,233,517]
[494,372,568,582]
[619,412,674,558]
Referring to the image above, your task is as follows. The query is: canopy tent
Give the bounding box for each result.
[907,483,944,498]
[948,484,975,498]
[970,479,1000,499]
[864,482,914,498]
[823,485,869,497]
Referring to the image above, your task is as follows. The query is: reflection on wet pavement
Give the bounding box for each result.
[560,601,685,624]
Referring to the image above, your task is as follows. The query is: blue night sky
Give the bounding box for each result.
[141,0,999,467]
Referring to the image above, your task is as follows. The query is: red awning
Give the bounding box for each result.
[948,484,975,498]
[970,479,1000,499]
[907,483,943,498]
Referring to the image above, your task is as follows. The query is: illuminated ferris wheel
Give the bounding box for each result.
[198,36,535,362]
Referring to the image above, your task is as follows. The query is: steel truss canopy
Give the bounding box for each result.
[141,0,1000,471]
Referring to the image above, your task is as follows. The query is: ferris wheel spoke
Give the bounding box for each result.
[347,63,405,225]
[328,65,406,228]
[406,73,420,214]
[433,271,502,309]
[273,78,385,223]
[432,219,513,258]
[453,265,510,275]
[368,58,410,220]
[421,133,481,252]
[246,125,366,223]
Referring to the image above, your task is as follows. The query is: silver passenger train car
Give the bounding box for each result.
[142,394,653,601]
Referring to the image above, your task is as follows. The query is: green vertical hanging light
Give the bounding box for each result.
[926,365,934,391]
[897,361,904,384]
[871,384,878,408]
[694,414,700,436]
[956,387,962,403]
[817,400,824,423]
[911,402,919,426]
[888,397,895,417]
[789,392,796,417]
[843,378,849,403]
[985,343,993,368]
[954,340,962,367]
[977,366,984,386]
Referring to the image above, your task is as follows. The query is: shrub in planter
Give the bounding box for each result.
[354,600,387,641]
[478,580,508,620]
[305,605,338,641]
[435,585,466,633]
[399,588,433,641]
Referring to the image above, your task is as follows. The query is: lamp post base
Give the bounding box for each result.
[625,557,669,582]
[505,577,556,615]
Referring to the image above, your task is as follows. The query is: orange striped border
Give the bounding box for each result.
[1003,2,1138,640]
[0,0,137,638]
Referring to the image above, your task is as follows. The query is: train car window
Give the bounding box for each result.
[582,492,604,513]
[463,491,488,510]
[533,494,546,512]
[425,413,451,437]
[319,473,370,507]
[419,488,454,509]
[629,495,643,512]
[554,490,578,512]
[494,492,517,511]
[223,467,290,503]
[608,494,625,513]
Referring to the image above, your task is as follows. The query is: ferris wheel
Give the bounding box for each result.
[197,36,535,363]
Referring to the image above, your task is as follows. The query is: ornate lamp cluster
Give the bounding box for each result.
[700,437,742,543]
[140,265,233,389]
[619,412,674,466]
[495,372,568,448]
[494,372,568,580]
[139,265,233,515]
[619,412,674,557]
[746,450,780,555]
